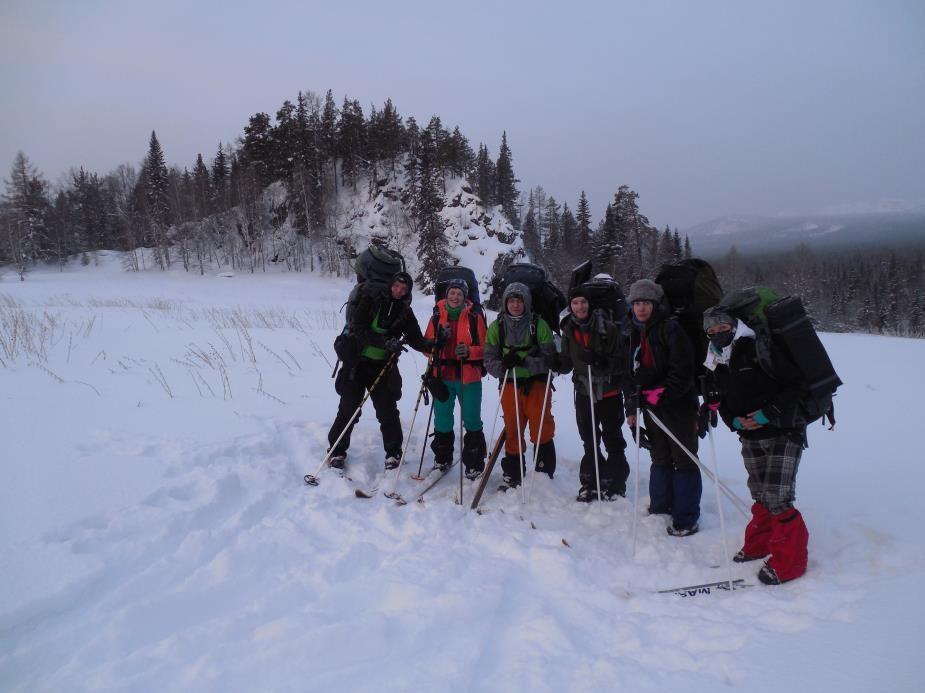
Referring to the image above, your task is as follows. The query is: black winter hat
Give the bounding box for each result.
[391,271,414,293]
[445,277,469,297]
[569,286,590,302]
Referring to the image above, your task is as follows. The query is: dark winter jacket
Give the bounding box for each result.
[352,280,428,361]
[708,335,807,442]
[558,312,622,402]
[620,305,697,416]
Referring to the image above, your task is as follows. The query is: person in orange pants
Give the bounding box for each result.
[484,282,556,487]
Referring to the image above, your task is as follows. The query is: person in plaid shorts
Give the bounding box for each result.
[702,306,810,585]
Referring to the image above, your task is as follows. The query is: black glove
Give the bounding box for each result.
[433,325,451,348]
[384,337,405,354]
[697,401,720,439]
[502,350,524,369]
[455,343,469,359]
[549,352,563,374]
[425,374,450,402]
[576,348,594,366]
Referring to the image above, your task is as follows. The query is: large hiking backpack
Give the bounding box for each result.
[720,286,842,427]
[655,259,723,377]
[334,244,406,367]
[355,243,404,284]
[495,262,567,334]
[567,260,626,323]
[434,265,482,313]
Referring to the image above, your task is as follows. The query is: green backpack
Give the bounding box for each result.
[720,286,842,428]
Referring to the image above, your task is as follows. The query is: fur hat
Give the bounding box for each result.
[628,279,664,303]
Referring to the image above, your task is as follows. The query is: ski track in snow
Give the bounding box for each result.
[1,258,923,691]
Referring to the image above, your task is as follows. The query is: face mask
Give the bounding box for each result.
[708,329,735,350]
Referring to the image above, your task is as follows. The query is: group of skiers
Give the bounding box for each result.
[324,251,837,587]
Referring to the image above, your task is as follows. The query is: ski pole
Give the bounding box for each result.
[386,353,435,498]
[527,369,553,503]
[511,367,526,504]
[588,364,603,503]
[458,357,465,506]
[632,390,642,557]
[411,396,435,481]
[643,407,749,517]
[707,418,735,590]
[305,351,398,485]
[700,375,734,591]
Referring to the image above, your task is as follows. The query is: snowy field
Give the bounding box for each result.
[1,253,922,692]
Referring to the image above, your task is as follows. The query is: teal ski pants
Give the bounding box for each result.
[434,380,483,433]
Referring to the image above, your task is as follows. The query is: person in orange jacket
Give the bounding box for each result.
[424,278,489,479]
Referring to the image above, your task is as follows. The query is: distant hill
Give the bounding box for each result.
[685,210,925,259]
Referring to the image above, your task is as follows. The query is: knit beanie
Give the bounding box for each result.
[702,306,736,332]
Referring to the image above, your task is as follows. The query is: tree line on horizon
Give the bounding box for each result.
[3,89,920,337]
[0,89,693,287]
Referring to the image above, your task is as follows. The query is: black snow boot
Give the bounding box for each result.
[500,453,526,487]
[431,430,455,471]
[462,430,487,480]
[576,486,597,503]
[534,440,556,478]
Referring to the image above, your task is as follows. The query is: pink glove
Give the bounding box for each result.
[643,387,665,406]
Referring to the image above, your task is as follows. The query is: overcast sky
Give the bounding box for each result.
[2,0,923,229]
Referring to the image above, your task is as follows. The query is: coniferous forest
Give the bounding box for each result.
[2,89,923,337]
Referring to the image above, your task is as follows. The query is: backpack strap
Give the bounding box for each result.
[825,401,836,429]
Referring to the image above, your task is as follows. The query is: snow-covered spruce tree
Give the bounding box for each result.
[403,117,421,204]
[2,151,51,277]
[610,185,653,281]
[69,167,112,254]
[141,132,172,269]
[425,116,448,193]
[413,127,450,293]
[473,143,495,207]
[521,189,540,260]
[210,143,230,214]
[239,113,276,192]
[672,229,682,262]
[338,97,366,192]
[542,195,560,254]
[657,226,674,268]
[446,126,474,180]
[560,201,576,255]
[494,131,520,229]
[575,191,592,249]
[192,154,211,220]
[378,98,404,175]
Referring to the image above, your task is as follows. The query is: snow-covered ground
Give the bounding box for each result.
[1,254,922,692]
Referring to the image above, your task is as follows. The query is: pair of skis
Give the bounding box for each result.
[658,578,749,598]
[307,430,506,507]
[356,430,506,505]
